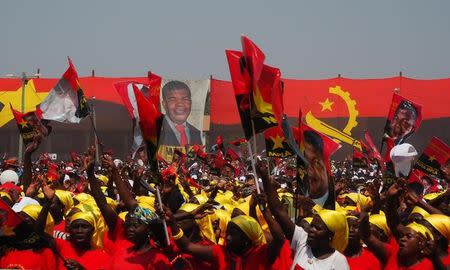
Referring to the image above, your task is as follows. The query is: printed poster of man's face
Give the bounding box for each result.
[298,129,336,209]
[384,93,422,144]
[158,79,209,161]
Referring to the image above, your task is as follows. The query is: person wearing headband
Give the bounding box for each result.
[421,214,450,267]
[163,192,291,270]
[0,204,57,270]
[344,216,381,270]
[86,155,171,269]
[170,203,216,270]
[55,210,110,270]
[360,181,436,269]
[259,162,349,270]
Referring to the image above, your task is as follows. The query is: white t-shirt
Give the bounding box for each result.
[290,225,349,270]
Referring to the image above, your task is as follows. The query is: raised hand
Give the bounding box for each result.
[42,181,55,201]
[25,133,42,154]
[101,154,115,172]
[191,203,214,219]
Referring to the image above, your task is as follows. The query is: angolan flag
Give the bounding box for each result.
[39,58,89,123]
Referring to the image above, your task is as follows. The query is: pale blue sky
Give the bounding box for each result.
[1,0,450,80]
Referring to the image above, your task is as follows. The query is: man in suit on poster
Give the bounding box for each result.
[159,80,202,147]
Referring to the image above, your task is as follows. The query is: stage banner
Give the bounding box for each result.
[210,77,450,158]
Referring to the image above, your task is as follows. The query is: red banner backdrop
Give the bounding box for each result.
[0,76,449,159]
[210,76,450,124]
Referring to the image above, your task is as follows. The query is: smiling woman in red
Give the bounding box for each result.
[87,154,171,270]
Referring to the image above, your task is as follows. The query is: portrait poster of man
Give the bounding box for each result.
[383,93,422,145]
[297,123,341,209]
[158,79,209,161]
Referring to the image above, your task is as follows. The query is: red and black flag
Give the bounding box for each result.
[10,104,49,145]
[226,49,253,139]
[364,131,385,171]
[242,36,283,132]
[133,83,163,171]
[0,199,51,252]
[39,58,89,123]
[229,138,247,146]
[383,93,422,145]
[225,36,283,139]
[414,137,450,180]
[264,126,294,158]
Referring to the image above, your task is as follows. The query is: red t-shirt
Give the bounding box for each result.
[56,238,110,270]
[53,220,70,240]
[211,239,292,270]
[443,247,450,266]
[103,218,171,270]
[169,239,213,270]
[0,247,56,270]
[347,248,381,270]
[383,238,433,270]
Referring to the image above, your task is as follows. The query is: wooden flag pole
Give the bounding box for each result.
[88,99,101,163]
[155,185,171,247]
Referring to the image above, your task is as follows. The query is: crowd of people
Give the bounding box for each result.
[0,134,449,270]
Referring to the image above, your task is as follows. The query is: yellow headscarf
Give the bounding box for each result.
[369,214,391,238]
[106,197,118,211]
[303,217,313,224]
[424,214,450,241]
[70,203,105,248]
[0,191,12,201]
[409,206,430,218]
[179,203,216,243]
[22,204,54,236]
[316,209,349,253]
[423,191,445,201]
[74,193,94,205]
[96,175,109,185]
[136,196,155,211]
[344,193,371,211]
[406,222,434,241]
[55,190,74,215]
[70,211,102,248]
[119,211,128,221]
[193,194,208,205]
[229,215,266,246]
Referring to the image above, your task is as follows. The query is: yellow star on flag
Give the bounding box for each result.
[18,120,28,128]
[429,156,436,162]
[271,135,285,150]
[0,80,49,127]
[319,98,334,112]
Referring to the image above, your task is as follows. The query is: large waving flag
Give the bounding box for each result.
[225,36,283,139]
[114,73,162,155]
[133,84,163,170]
[39,58,89,123]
